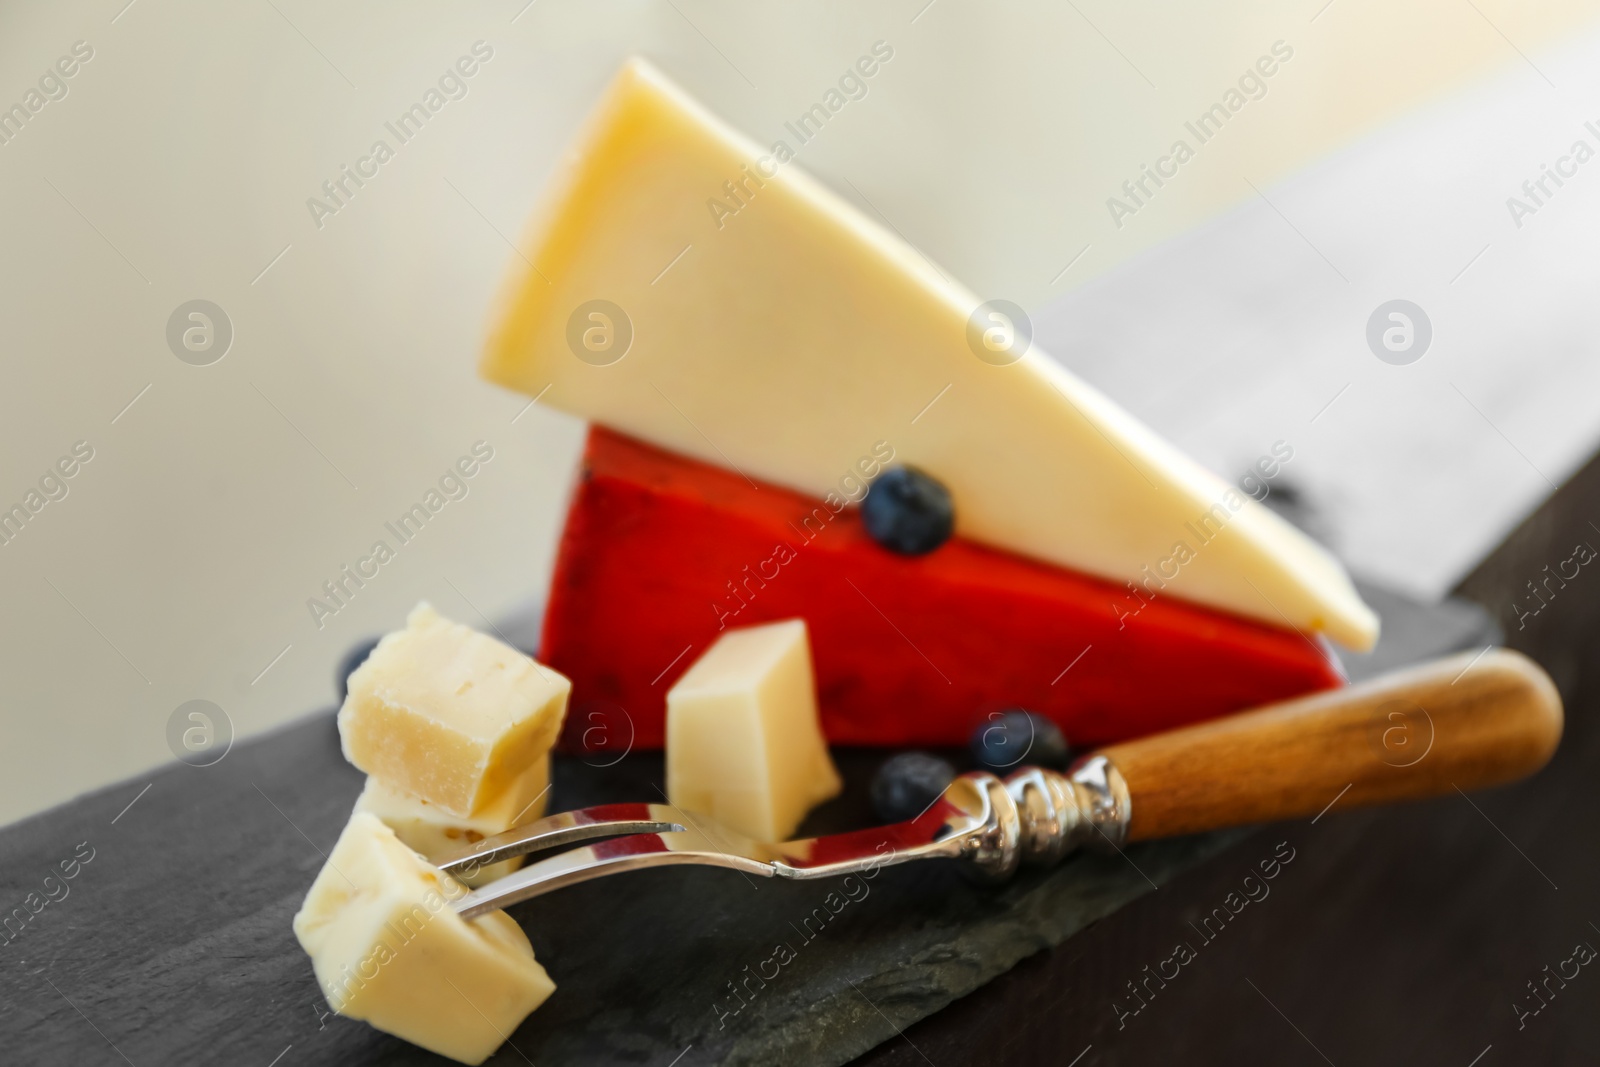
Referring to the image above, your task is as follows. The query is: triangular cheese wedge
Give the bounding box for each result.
[483,58,1378,650]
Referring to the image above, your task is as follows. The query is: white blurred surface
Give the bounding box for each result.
[1,0,1597,823]
[1035,21,1600,599]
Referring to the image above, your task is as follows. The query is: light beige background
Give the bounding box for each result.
[1,0,1596,823]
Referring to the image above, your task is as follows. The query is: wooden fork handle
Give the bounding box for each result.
[1096,648,1563,842]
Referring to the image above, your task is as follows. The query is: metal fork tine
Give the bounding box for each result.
[434,802,684,877]
[453,831,776,919]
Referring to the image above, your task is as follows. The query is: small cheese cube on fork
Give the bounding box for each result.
[354,754,551,888]
[293,812,554,1065]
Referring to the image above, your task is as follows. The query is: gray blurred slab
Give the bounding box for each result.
[0,586,1490,1066]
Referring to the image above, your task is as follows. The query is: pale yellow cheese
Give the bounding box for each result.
[354,754,551,888]
[666,619,842,842]
[293,812,554,1065]
[339,602,570,817]
[481,58,1378,650]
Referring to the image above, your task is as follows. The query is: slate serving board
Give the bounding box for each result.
[0,583,1494,1066]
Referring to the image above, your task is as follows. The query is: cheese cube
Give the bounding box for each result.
[293,812,555,1065]
[354,755,551,888]
[339,603,570,817]
[666,619,842,842]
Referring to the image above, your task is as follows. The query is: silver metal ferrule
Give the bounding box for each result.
[1002,755,1131,866]
[1065,754,1131,851]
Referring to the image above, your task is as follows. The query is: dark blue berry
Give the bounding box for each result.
[871,752,957,823]
[862,466,954,555]
[336,637,381,701]
[969,710,1070,770]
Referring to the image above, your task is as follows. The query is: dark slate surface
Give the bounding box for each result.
[851,457,1600,1067]
[0,584,1489,1067]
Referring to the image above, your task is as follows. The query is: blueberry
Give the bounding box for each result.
[969,710,1070,770]
[336,637,381,702]
[871,752,957,823]
[861,465,954,555]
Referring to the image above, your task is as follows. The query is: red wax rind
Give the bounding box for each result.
[542,428,1344,752]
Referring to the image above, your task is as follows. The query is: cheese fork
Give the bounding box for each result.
[440,648,1562,920]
